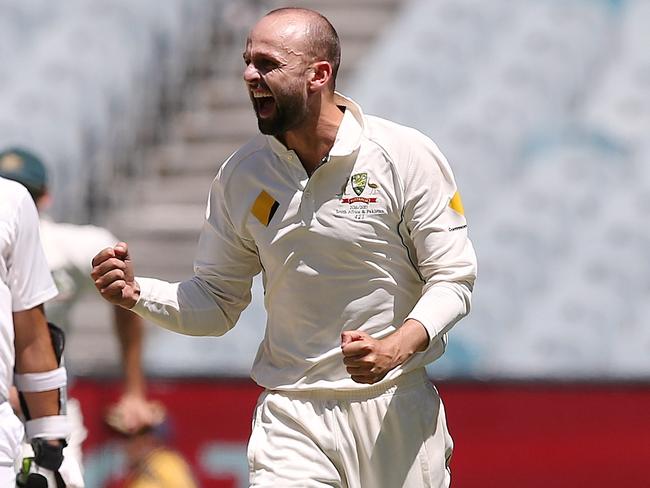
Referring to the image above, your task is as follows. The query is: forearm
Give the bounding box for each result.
[376,281,472,374]
[13,306,60,418]
[407,280,473,345]
[15,309,74,481]
[114,306,146,396]
[132,276,248,337]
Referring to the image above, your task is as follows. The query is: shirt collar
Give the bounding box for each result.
[266,91,364,159]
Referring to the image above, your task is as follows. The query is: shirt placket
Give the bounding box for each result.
[282,150,315,226]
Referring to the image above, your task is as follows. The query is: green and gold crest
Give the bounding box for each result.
[351,173,368,196]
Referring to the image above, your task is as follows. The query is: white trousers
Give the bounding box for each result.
[0,464,16,486]
[248,368,453,488]
[0,401,24,485]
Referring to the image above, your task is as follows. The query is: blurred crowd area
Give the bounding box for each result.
[1,0,649,382]
[0,0,253,221]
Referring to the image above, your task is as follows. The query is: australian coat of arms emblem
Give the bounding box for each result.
[351,173,368,196]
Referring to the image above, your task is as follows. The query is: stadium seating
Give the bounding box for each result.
[0,0,223,221]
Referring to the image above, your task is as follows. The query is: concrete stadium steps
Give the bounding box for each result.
[271,0,400,6]
[109,202,206,237]
[170,106,257,142]
[145,141,242,176]
[187,77,250,110]
[284,4,398,41]
[138,175,213,205]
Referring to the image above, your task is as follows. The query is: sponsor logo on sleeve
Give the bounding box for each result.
[448,191,467,231]
[449,191,464,216]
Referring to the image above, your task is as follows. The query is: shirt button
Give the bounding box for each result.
[287,154,294,161]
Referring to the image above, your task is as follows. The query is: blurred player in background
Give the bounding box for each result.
[108,427,197,488]
[92,7,477,488]
[1,176,81,486]
[0,147,165,483]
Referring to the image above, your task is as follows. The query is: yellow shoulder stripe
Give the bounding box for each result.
[251,190,279,226]
[449,191,464,216]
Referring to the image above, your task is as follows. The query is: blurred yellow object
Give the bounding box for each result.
[125,447,198,488]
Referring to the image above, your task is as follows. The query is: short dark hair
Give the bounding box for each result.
[266,8,341,89]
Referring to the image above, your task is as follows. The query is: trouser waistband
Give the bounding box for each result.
[270,368,430,402]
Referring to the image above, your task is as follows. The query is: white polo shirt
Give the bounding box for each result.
[0,178,58,401]
[134,93,477,391]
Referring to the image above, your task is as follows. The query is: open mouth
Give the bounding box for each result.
[252,91,276,118]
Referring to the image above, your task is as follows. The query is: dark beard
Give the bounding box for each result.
[257,93,308,136]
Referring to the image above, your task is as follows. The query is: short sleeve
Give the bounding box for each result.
[8,192,58,311]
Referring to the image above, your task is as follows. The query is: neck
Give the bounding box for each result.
[279,93,344,175]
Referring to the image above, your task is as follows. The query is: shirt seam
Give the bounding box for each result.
[364,133,424,283]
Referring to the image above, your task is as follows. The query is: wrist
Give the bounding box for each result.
[401,319,429,351]
[122,387,146,399]
[382,331,411,369]
[125,279,141,309]
[391,320,429,365]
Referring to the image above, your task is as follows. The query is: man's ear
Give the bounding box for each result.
[308,61,333,93]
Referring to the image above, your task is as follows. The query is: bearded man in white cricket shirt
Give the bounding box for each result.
[92,7,477,487]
